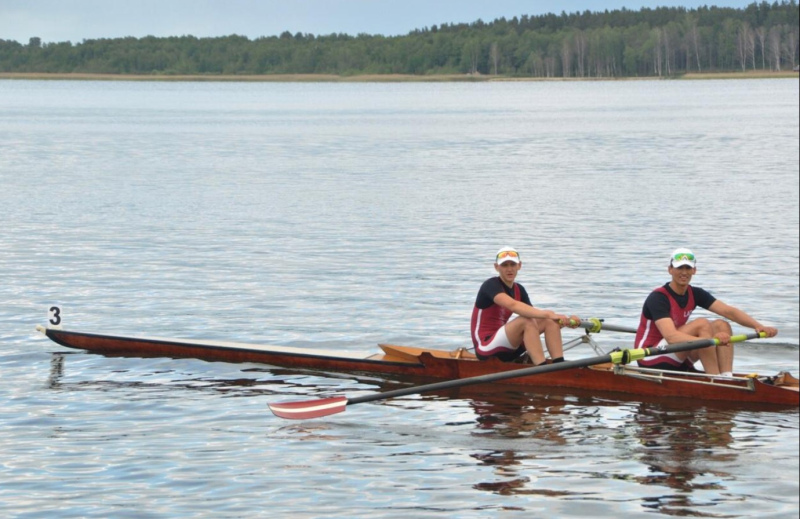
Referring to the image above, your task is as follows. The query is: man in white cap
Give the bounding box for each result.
[634,248,778,375]
[470,247,581,365]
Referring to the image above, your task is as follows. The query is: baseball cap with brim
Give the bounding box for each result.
[495,247,520,264]
[670,248,696,268]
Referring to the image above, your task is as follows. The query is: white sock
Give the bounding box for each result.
[720,371,733,377]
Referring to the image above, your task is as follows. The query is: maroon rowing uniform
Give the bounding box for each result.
[635,283,716,369]
[471,276,532,360]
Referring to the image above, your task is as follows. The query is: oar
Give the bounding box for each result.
[268,332,764,419]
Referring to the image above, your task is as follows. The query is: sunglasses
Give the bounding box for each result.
[672,252,695,262]
[496,250,520,262]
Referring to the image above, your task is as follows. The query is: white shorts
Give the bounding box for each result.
[475,325,524,360]
[638,338,696,370]
[654,338,683,363]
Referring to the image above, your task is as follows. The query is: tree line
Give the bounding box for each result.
[1,1,798,78]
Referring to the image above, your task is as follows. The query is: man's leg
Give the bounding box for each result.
[536,318,564,361]
[677,319,722,374]
[711,319,734,374]
[505,317,547,365]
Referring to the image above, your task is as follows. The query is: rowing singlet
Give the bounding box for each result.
[634,286,696,367]
[471,277,526,349]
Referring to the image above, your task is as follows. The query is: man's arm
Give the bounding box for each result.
[643,292,691,344]
[492,292,576,327]
[654,317,704,344]
[647,291,711,344]
[708,300,779,337]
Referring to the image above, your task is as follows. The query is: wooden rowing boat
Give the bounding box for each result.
[36,325,799,407]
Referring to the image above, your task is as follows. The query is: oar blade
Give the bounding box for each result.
[268,396,348,420]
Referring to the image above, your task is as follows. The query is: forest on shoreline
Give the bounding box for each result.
[1,70,796,82]
[1,1,798,79]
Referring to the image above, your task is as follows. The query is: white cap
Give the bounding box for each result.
[495,247,520,264]
[670,248,696,268]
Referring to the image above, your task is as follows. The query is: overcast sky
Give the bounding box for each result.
[1,0,759,44]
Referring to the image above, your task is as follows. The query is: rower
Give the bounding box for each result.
[634,248,778,375]
[470,247,581,365]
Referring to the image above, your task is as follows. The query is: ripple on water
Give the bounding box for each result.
[0,79,797,517]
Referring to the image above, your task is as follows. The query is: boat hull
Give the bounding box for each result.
[38,327,799,407]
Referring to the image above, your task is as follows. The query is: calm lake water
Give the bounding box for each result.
[1,78,798,518]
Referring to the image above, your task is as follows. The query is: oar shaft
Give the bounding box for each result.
[349,353,609,405]
[578,319,637,334]
[355,319,635,404]
[645,332,759,357]
[268,332,765,419]
[349,332,761,405]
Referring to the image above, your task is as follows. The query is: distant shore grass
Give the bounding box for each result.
[0,70,796,82]
[680,70,798,79]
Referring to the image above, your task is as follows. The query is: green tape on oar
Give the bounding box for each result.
[587,317,603,333]
[609,348,646,364]
[268,332,765,419]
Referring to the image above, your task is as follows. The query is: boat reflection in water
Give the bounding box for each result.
[43,350,791,514]
[47,353,65,389]
[632,402,736,513]
[436,385,597,497]
[437,384,752,509]
[466,388,571,497]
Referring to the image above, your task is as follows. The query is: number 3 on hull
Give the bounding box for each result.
[47,305,63,328]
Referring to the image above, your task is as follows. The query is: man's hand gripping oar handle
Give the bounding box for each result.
[555,317,636,333]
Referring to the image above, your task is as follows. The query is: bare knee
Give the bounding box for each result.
[711,319,732,334]
[539,318,560,333]
[693,318,713,336]
[523,317,541,334]
[693,317,710,328]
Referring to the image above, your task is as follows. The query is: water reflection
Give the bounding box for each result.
[468,389,570,445]
[432,384,747,508]
[47,353,64,389]
[44,352,411,399]
[44,350,790,513]
[632,403,736,514]
[435,385,586,497]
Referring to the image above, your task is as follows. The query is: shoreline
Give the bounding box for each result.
[0,70,797,82]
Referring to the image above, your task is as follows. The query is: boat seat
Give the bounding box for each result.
[378,344,478,362]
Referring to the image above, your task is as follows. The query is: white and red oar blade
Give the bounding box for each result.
[268,396,348,420]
